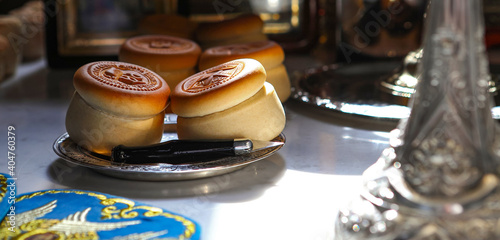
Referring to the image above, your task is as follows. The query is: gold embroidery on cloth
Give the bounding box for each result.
[0,190,197,239]
[100,198,195,238]
[111,230,168,240]
[0,176,7,200]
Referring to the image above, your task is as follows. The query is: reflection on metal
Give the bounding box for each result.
[291,0,300,27]
[253,0,300,34]
[336,0,500,239]
[337,0,426,60]
[291,61,500,123]
[291,61,410,122]
[380,49,498,98]
[379,48,422,98]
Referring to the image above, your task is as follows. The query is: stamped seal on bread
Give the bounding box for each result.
[199,41,284,71]
[182,61,244,93]
[198,41,291,102]
[171,58,266,117]
[171,58,286,141]
[129,37,193,53]
[88,62,162,91]
[66,61,171,156]
[73,61,170,118]
[119,35,201,88]
[122,35,200,56]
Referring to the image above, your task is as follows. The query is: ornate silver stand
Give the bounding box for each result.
[379,48,422,98]
[335,0,500,239]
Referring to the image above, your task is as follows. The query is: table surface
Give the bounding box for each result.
[0,57,396,240]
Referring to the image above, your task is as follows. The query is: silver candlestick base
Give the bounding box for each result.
[336,0,500,239]
[379,48,422,98]
[379,49,498,99]
[336,127,500,239]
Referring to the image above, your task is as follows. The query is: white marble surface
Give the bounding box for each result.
[0,59,394,239]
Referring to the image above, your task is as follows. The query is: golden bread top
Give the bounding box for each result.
[199,41,285,70]
[196,14,264,42]
[74,61,170,117]
[0,15,22,34]
[9,3,45,25]
[88,61,162,91]
[171,58,266,117]
[0,35,8,51]
[119,35,201,71]
[181,61,245,94]
[138,14,198,39]
[126,35,198,54]
[206,41,274,55]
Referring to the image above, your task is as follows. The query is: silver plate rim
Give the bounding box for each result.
[53,132,285,181]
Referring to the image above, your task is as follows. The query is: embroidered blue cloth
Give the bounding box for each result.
[0,174,15,225]
[0,189,200,239]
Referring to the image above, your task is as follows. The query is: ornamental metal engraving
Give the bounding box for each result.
[336,1,500,239]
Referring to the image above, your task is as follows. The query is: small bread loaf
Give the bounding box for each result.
[264,64,290,102]
[138,14,198,39]
[0,15,22,76]
[171,58,266,117]
[199,41,290,102]
[66,61,170,156]
[176,82,285,140]
[171,58,285,141]
[9,0,45,61]
[196,14,267,49]
[119,35,201,89]
[0,36,7,83]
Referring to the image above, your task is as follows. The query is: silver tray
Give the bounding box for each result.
[291,62,500,122]
[53,132,285,181]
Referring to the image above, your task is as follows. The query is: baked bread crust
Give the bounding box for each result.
[199,41,284,70]
[196,14,264,43]
[199,41,290,102]
[176,82,285,141]
[0,36,8,82]
[138,14,198,39]
[65,92,165,156]
[199,33,267,49]
[171,58,266,117]
[73,61,171,118]
[266,64,291,102]
[119,35,201,72]
[0,16,22,75]
[9,1,45,61]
